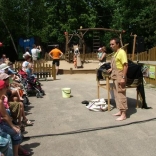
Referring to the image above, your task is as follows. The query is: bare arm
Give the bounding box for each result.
[120,63,128,85]
[99,53,106,61]
[37,46,42,52]
[49,52,53,58]
[10,78,22,88]
[60,52,63,58]
[122,63,128,78]
[0,100,20,133]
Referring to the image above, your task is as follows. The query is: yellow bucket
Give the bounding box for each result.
[62,88,71,98]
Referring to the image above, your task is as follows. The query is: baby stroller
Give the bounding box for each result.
[17,69,28,85]
[18,69,45,98]
[26,75,45,98]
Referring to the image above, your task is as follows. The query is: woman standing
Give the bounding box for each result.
[97,46,107,67]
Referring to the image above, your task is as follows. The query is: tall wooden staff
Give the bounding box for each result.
[0,17,18,54]
[64,31,69,61]
[131,33,137,61]
[64,31,69,54]
[119,33,123,47]
[79,26,86,63]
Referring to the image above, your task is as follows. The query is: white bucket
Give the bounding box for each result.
[62,88,71,98]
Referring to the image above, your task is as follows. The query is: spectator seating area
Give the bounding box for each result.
[0,53,53,156]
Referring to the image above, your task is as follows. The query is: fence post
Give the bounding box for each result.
[52,64,56,80]
[70,68,73,74]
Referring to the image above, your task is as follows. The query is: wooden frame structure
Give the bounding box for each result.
[65,27,125,62]
[64,32,83,62]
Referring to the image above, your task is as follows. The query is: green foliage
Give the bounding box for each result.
[0,0,156,51]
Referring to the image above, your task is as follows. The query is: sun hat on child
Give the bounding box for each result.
[0,63,9,70]
[0,73,10,80]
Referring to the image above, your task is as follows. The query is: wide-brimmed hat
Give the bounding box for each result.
[0,63,9,70]
[0,73,10,80]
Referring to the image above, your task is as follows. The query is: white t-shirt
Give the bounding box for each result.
[31,48,41,59]
[22,61,29,71]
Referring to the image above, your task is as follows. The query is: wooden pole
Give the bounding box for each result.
[65,32,69,54]
[0,17,18,54]
[52,64,56,80]
[64,32,69,62]
[119,33,123,47]
[77,28,123,33]
[131,34,137,61]
[79,31,86,62]
[83,43,85,63]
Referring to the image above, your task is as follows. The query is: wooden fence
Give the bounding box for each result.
[43,47,156,85]
[82,47,156,61]
[14,61,56,80]
[44,46,156,62]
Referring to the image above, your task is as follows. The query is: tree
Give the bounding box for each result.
[0,0,156,58]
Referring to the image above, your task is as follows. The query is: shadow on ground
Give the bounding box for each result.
[21,142,40,155]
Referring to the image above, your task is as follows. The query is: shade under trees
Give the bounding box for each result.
[0,0,155,58]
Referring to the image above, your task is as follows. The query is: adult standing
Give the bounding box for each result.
[31,44,42,63]
[101,46,107,61]
[23,47,31,59]
[107,38,128,121]
[97,46,106,67]
[49,45,63,75]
